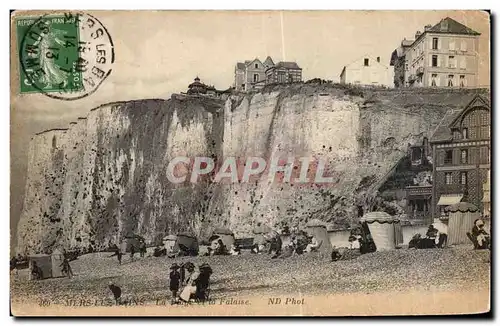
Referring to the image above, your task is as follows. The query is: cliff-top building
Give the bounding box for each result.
[340,55,393,87]
[234,56,275,91]
[430,94,490,218]
[265,61,303,85]
[390,39,414,88]
[184,77,231,99]
[390,17,481,88]
[234,56,302,91]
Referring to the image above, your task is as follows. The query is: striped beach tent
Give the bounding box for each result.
[445,202,480,245]
[360,212,402,251]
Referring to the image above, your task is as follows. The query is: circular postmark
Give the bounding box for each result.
[18,12,114,101]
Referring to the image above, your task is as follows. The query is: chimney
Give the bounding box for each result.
[377,56,380,63]
[424,24,432,31]
[415,30,422,40]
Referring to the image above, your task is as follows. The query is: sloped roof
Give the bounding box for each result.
[449,94,490,128]
[339,66,346,78]
[275,61,301,69]
[401,39,414,47]
[428,17,480,35]
[429,109,462,143]
[263,56,275,67]
[246,58,264,68]
[430,94,490,143]
[236,62,245,70]
[390,48,401,66]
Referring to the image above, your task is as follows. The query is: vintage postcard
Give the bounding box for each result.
[10,10,491,316]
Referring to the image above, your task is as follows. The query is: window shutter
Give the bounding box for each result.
[436,74,440,87]
[429,37,433,49]
[461,40,467,51]
[437,55,440,67]
[429,55,432,67]
[438,38,441,50]
[445,56,449,68]
[449,41,455,51]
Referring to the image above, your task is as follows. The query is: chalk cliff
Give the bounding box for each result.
[16,84,487,253]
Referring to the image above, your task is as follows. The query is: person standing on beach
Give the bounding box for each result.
[139,241,147,258]
[130,245,136,262]
[110,248,122,265]
[60,256,73,278]
[169,263,181,304]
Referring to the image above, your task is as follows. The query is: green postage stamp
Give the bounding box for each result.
[15,12,114,100]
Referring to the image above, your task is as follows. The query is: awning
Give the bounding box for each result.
[437,194,463,206]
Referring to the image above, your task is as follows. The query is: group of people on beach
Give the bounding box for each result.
[169,262,213,304]
[408,218,490,250]
[251,223,321,259]
[109,238,147,264]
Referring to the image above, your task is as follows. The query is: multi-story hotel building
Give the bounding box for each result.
[391,17,481,88]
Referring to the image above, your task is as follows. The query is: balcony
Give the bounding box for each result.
[406,185,432,198]
[417,67,424,75]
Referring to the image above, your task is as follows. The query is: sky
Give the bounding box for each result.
[10,10,490,241]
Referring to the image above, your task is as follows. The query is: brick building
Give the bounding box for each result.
[430,94,490,218]
[265,61,302,84]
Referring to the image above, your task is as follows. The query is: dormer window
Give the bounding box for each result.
[255,63,258,69]
[364,58,369,66]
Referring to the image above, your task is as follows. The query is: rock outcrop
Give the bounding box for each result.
[16,83,488,254]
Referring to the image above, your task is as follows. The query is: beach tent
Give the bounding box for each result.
[172,233,199,256]
[280,233,293,249]
[252,224,271,246]
[51,248,65,278]
[120,241,127,254]
[360,212,401,251]
[28,254,52,280]
[210,227,235,249]
[305,219,332,254]
[445,202,480,245]
[162,235,178,254]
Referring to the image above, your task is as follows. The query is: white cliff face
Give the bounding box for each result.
[17,85,479,254]
[219,91,361,234]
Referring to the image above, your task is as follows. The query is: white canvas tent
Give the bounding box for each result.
[360,212,401,251]
[28,254,52,280]
[51,248,65,278]
[305,219,332,254]
[445,202,480,245]
[163,235,177,254]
